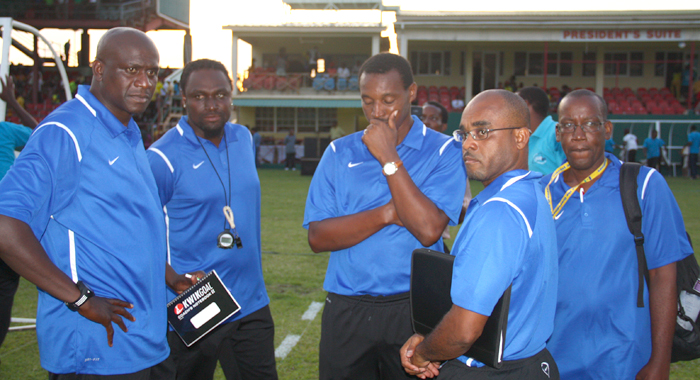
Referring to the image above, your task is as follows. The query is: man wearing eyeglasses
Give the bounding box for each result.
[401,89,559,380]
[304,53,467,379]
[543,90,692,379]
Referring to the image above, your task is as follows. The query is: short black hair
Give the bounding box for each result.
[180,59,230,93]
[424,101,448,124]
[559,89,608,117]
[517,86,549,118]
[692,125,697,131]
[358,53,414,90]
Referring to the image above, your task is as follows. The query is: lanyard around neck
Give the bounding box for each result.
[544,158,608,219]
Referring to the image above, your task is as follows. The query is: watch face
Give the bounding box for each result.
[383,162,397,175]
[218,231,234,249]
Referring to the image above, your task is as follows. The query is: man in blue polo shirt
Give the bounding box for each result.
[0,28,178,378]
[544,90,692,379]
[401,89,559,380]
[147,59,276,380]
[303,53,466,379]
[688,125,700,179]
[518,86,565,175]
[643,129,665,170]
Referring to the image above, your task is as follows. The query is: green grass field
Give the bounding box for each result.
[0,170,699,379]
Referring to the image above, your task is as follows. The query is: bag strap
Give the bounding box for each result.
[619,162,651,308]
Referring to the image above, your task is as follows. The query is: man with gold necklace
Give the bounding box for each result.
[543,90,693,379]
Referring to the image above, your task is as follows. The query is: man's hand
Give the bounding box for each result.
[362,110,401,165]
[167,270,206,294]
[382,199,404,227]
[400,334,441,379]
[636,360,669,380]
[0,75,17,104]
[77,296,135,347]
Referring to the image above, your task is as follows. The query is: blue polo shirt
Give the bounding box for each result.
[303,116,466,296]
[0,121,32,179]
[528,116,566,175]
[543,153,692,379]
[689,131,700,154]
[643,137,665,159]
[451,170,558,366]
[0,85,169,375]
[147,117,269,321]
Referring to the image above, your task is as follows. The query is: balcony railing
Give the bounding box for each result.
[240,70,359,94]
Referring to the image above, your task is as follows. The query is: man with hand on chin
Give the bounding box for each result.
[303,53,466,379]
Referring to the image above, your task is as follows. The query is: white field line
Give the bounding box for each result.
[275,334,301,359]
[275,301,324,360]
[301,301,323,321]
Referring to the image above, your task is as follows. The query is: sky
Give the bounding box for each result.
[4,0,700,80]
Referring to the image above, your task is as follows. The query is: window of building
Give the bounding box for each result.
[410,51,451,75]
[582,51,596,77]
[604,52,643,76]
[254,107,338,133]
[655,51,684,77]
[514,51,572,76]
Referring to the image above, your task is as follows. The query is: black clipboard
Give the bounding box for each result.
[167,270,241,347]
[410,248,511,368]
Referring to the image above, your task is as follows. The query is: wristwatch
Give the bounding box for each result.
[65,281,95,311]
[382,160,403,176]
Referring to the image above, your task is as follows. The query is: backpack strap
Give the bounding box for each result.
[619,162,651,308]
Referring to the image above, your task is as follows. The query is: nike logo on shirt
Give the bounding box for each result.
[348,162,364,168]
[193,161,204,169]
[109,156,119,165]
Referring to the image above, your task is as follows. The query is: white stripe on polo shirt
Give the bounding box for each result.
[32,122,83,162]
[69,229,78,282]
[75,94,96,116]
[149,148,174,173]
[484,197,533,238]
[641,168,655,200]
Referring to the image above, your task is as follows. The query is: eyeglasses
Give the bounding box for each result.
[453,127,524,142]
[556,121,605,134]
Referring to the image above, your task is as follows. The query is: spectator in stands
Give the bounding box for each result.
[451,95,465,110]
[277,48,288,76]
[337,63,351,80]
[351,60,362,75]
[643,129,666,170]
[518,86,565,175]
[308,46,319,75]
[688,125,700,179]
[421,101,448,133]
[284,129,296,170]
[681,65,691,100]
[623,129,638,162]
[0,74,38,353]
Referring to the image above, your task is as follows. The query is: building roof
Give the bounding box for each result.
[223,23,386,35]
[283,0,383,10]
[395,10,700,30]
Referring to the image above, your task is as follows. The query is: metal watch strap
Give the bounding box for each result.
[66,281,94,311]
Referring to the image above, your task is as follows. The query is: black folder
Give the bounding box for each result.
[410,248,511,369]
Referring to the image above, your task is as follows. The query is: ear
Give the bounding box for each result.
[408,82,417,103]
[513,126,530,150]
[92,59,104,82]
[555,125,561,142]
[604,120,613,140]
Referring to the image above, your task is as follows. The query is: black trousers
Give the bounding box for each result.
[437,348,559,380]
[690,153,698,179]
[167,305,277,380]
[0,257,20,348]
[48,359,175,380]
[319,292,417,380]
[626,149,637,163]
[285,153,296,169]
[647,156,660,170]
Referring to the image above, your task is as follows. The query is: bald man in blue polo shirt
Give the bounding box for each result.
[0,28,188,379]
[304,53,467,379]
[401,89,559,380]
